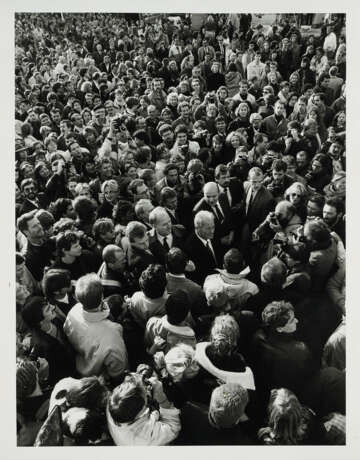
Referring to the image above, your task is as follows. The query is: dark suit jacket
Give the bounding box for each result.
[148,226,185,266]
[18,198,39,216]
[184,232,222,286]
[242,183,275,232]
[193,198,234,240]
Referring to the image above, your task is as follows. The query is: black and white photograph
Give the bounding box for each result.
[9,3,351,450]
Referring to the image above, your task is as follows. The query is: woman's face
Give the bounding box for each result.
[213,139,222,152]
[231,135,240,148]
[83,111,92,124]
[337,112,346,125]
[289,190,302,205]
[127,166,138,180]
[289,95,298,106]
[309,111,318,121]
[312,159,323,173]
[238,104,248,118]
[23,165,34,178]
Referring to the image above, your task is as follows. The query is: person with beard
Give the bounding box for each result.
[296,150,311,177]
[97,245,131,298]
[252,200,303,265]
[155,163,184,202]
[17,210,54,282]
[305,154,332,194]
[19,179,40,216]
[263,160,294,203]
[306,193,325,219]
[261,100,288,141]
[322,197,345,246]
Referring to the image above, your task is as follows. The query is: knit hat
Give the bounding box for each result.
[209,383,249,429]
[16,358,37,400]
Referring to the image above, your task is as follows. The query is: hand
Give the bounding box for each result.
[148,376,169,406]
[185,260,195,272]
[153,336,167,350]
[269,221,283,232]
[37,357,49,384]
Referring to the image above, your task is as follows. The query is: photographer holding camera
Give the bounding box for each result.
[251,200,303,266]
[106,371,181,445]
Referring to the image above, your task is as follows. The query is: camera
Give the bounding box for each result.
[268,212,278,225]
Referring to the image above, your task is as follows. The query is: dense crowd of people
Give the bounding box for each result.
[15,12,346,446]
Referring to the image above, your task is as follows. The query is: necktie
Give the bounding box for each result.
[214,203,224,222]
[246,189,255,214]
[224,187,232,206]
[163,236,170,252]
[206,240,218,265]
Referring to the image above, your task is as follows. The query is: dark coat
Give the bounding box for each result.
[242,183,275,233]
[184,232,222,286]
[175,401,257,445]
[193,197,234,241]
[250,329,315,406]
[148,225,186,266]
[29,327,77,385]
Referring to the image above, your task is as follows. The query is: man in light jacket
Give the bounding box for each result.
[64,273,128,383]
[106,372,181,445]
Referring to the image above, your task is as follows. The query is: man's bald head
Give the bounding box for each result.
[275,200,295,225]
[204,182,219,206]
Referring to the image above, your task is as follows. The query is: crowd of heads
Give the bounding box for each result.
[15,12,345,446]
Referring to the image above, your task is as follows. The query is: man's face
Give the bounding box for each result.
[67,240,82,258]
[51,112,61,124]
[323,204,338,226]
[23,182,36,200]
[101,163,113,178]
[177,132,187,146]
[165,196,178,211]
[155,213,172,237]
[296,152,308,168]
[104,186,118,203]
[204,187,219,207]
[272,170,285,183]
[198,219,215,240]
[132,233,149,251]
[26,217,44,241]
[72,114,83,128]
[110,249,127,272]
[329,142,342,158]
[216,120,226,132]
[166,168,179,186]
[306,200,322,218]
[217,172,230,188]
[180,105,190,117]
[274,102,284,116]
[249,173,263,192]
[135,184,149,200]
[70,143,82,160]
[161,129,174,144]
[239,84,248,96]
[140,202,154,222]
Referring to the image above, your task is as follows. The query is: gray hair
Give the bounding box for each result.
[194,210,214,229]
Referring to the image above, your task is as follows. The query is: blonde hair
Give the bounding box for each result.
[268,388,307,445]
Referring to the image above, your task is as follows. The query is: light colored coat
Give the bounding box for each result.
[106,405,181,445]
[63,303,128,378]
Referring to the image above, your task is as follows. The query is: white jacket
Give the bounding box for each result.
[106,405,181,445]
[63,303,128,379]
